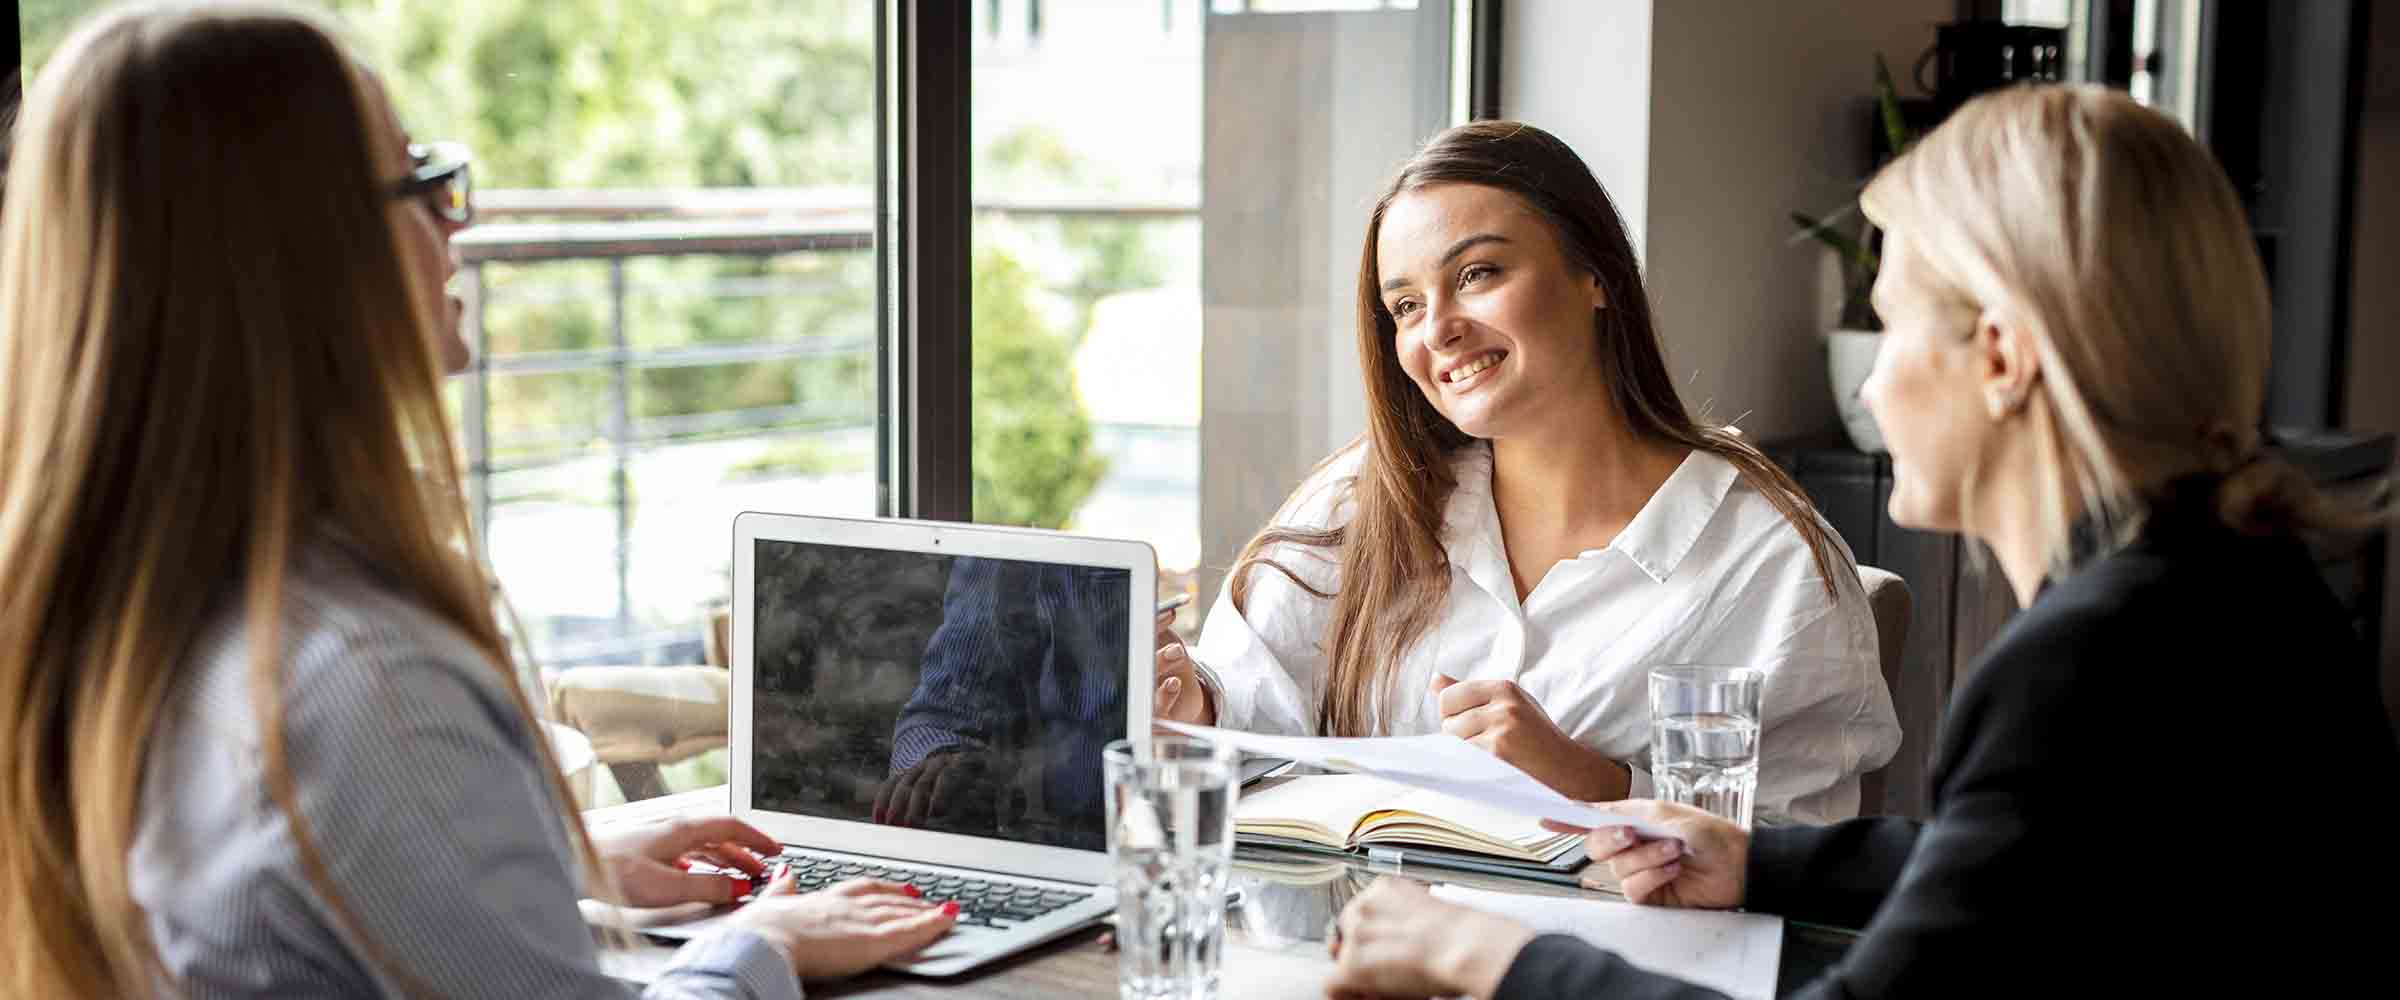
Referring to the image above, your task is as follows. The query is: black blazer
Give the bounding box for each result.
[1496,488,2399,998]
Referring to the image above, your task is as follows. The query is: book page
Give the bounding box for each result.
[1429,886,1782,1000]
[1233,774,1396,848]
[1162,723,1679,842]
[1376,786,1568,850]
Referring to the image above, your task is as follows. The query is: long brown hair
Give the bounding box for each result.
[0,5,605,994]
[1230,121,1851,738]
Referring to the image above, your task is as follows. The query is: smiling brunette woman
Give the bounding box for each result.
[1148,121,1901,826]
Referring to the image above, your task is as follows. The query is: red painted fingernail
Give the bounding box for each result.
[940,901,960,916]
[903,884,922,898]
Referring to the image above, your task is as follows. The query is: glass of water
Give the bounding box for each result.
[1102,735,1237,1000]
[1648,666,1765,829]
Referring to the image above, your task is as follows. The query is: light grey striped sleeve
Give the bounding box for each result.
[283,635,803,1000]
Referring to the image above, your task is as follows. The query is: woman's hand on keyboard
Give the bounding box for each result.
[593,815,779,907]
[733,872,961,979]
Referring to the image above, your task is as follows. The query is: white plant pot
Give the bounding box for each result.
[1826,328,1887,454]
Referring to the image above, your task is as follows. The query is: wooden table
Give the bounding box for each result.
[587,789,1855,998]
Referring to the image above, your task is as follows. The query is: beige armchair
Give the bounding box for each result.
[546,609,734,802]
[1853,566,1913,816]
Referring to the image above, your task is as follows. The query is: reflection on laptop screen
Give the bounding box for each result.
[749,539,1130,853]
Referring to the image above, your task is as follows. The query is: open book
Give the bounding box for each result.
[1160,723,1677,843]
[1237,774,1582,864]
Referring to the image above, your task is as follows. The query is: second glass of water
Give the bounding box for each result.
[1648,666,1764,829]
[1102,735,1236,1000]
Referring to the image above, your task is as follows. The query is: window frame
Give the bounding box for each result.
[886,0,975,522]
[0,0,1505,527]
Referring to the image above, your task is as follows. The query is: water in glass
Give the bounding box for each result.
[1651,711,1759,830]
[1104,737,1235,1000]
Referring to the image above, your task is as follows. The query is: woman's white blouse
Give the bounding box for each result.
[1192,443,1903,824]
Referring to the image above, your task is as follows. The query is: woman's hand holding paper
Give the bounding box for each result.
[1545,800,1748,909]
[1431,674,1629,803]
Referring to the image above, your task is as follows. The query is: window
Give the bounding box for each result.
[968,0,1475,635]
[12,0,1494,799]
[21,0,888,802]
[30,0,882,677]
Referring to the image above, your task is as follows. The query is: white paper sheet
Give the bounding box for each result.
[1430,886,1784,1000]
[1158,723,1679,842]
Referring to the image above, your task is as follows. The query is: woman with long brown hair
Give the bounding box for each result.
[0,5,952,996]
[1318,85,2397,999]
[1152,121,1901,824]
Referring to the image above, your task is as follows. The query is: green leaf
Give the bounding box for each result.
[1790,212,1878,274]
[1874,54,1912,156]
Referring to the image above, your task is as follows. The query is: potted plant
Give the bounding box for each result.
[1792,55,1916,454]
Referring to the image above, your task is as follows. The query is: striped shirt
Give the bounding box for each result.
[129,538,803,999]
[887,556,1129,838]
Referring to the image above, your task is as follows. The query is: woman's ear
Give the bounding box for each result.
[1586,270,1607,312]
[1976,310,2043,419]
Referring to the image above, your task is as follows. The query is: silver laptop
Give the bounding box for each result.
[644,511,1154,976]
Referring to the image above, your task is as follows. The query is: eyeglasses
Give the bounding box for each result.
[390,142,473,226]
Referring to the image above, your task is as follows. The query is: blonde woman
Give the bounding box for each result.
[1317,86,2398,998]
[0,6,952,997]
[1152,122,1901,825]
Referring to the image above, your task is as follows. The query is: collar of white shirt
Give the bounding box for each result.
[1440,443,1740,603]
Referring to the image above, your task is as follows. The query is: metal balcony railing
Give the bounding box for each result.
[456,189,1195,666]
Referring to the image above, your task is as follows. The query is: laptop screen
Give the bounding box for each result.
[748,538,1131,853]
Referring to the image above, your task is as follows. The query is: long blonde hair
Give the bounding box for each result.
[1860,85,2375,570]
[1231,121,1853,737]
[0,5,604,995]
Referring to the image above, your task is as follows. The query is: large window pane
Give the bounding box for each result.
[25,0,884,805]
[969,0,1460,634]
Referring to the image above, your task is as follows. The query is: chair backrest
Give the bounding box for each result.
[706,605,732,669]
[1855,565,1912,815]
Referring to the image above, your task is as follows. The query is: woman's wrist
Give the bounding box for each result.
[1547,743,1633,802]
[1438,913,1538,999]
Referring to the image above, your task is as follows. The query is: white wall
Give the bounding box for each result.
[1500,0,1654,258]
[1643,1,1945,440]
[1503,0,1949,442]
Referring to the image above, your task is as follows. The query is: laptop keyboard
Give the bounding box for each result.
[765,850,1096,930]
